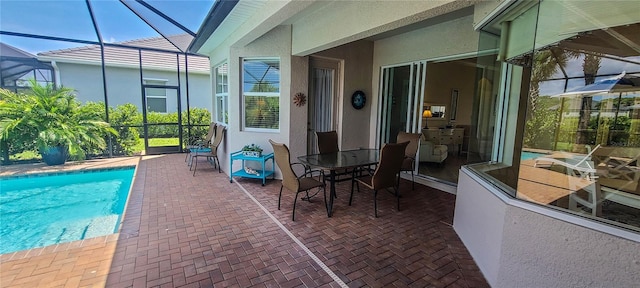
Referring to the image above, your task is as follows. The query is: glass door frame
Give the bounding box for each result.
[377,61,427,168]
[142,83,183,154]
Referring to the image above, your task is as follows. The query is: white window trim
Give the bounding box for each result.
[143,77,169,82]
[242,57,281,132]
[214,62,229,124]
[215,93,228,123]
[243,92,279,97]
[463,166,640,242]
[144,79,168,113]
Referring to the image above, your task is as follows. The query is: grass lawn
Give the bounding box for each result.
[132,138,180,153]
[9,150,41,161]
[4,138,181,163]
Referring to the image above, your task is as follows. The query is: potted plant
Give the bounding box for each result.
[0,79,117,165]
[241,144,263,157]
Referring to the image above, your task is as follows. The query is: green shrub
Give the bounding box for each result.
[182,108,211,145]
[1,93,210,161]
[110,103,142,155]
[523,97,559,150]
[0,80,117,163]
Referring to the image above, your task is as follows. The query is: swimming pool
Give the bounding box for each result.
[521,151,547,160]
[0,167,135,254]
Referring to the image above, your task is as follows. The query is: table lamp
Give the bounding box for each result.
[423,109,432,129]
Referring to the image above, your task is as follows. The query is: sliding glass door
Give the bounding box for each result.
[378,62,426,147]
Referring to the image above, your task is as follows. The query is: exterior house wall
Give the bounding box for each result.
[195,1,640,287]
[453,2,640,287]
[56,63,107,104]
[226,25,293,177]
[201,1,477,172]
[55,62,212,112]
[455,168,640,287]
[313,40,374,151]
[288,55,309,159]
[472,0,503,28]
[290,0,474,55]
[371,13,480,146]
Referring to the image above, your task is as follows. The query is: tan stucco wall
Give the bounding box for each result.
[373,14,478,66]
[371,13,480,146]
[472,0,503,28]
[202,1,482,172]
[198,1,314,56]
[291,0,475,55]
[313,40,374,150]
[225,25,293,176]
[289,55,309,159]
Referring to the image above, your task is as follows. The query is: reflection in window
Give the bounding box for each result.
[472,0,640,232]
[144,79,167,113]
[242,58,280,130]
[430,105,446,118]
[519,24,640,231]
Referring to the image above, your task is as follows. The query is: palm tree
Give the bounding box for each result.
[575,53,602,146]
[0,79,117,165]
[525,48,573,148]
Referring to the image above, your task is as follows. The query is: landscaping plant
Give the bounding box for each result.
[0,80,117,165]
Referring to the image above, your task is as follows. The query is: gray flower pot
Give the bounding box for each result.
[41,146,68,166]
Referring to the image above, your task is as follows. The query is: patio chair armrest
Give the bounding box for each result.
[291,162,309,173]
[405,155,416,165]
[298,168,325,180]
[353,165,374,178]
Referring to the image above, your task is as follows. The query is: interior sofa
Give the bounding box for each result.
[419,136,448,163]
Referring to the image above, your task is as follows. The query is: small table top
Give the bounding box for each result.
[231,150,274,160]
[297,149,379,171]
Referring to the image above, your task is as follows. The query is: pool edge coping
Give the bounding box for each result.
[0,165,136,180]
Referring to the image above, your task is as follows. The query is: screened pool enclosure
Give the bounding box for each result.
[0,0,223,162]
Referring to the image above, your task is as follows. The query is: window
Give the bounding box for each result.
[472,1,640,232]
[144,79,167,113]
[214,63,229,123]
[242,58,280,130]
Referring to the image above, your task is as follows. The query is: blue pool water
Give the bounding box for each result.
[521,151,546,160]
[0,168,135,254]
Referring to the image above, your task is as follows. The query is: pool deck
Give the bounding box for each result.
[0,154,488,287]
[0,157,140,177]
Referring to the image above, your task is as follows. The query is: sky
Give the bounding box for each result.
[0,0,214,54]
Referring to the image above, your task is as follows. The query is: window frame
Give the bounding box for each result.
[242,57,281,132]
[470,1,640,235]
[143,78,168,113]
[214,62,229,124]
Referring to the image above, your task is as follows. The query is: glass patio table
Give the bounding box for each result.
[298,149,379,217]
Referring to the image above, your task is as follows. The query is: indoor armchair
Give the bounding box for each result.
[419,137,448,164]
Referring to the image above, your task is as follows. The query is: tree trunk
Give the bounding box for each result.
[575,54,601,150]
[576,96,593,146]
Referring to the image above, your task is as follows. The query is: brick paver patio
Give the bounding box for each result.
[1,154,488,287]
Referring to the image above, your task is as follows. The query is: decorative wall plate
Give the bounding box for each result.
[293,92,306,107]
[351,90,366,109]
